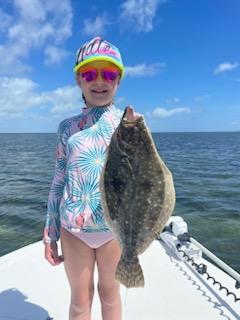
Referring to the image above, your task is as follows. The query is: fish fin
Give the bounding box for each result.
[115,255,144,288]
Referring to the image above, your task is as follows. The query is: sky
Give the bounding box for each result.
[0,0,240,133]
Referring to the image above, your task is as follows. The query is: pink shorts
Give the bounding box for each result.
[61,225,115,249]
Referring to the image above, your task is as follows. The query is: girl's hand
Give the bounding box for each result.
[44,241,64,266]
[125,105,141,121]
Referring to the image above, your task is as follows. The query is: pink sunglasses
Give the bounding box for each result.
[80,68,120,82]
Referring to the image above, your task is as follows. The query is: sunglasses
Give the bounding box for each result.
[79,68,120,82]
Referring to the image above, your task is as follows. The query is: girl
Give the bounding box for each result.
[43,36,139,320]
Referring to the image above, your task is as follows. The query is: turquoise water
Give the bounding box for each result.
[0,132,239,273]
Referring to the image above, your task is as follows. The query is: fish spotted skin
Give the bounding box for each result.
[100,109,175,288]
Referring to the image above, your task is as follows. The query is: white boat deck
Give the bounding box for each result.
[0,239,239,320]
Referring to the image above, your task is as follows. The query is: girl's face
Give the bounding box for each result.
[76,60,121,107]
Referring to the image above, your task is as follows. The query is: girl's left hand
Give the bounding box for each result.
[44,241,64,266]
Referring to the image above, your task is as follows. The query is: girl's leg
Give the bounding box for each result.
[60,227,96,320]
[96,239,122,320]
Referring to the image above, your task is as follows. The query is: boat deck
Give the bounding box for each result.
[0,239,239,319]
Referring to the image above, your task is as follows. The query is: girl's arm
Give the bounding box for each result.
[43,122,67,243]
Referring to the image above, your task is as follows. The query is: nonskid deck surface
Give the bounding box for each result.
[0,240,239,320]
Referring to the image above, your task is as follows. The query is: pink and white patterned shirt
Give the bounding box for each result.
[43,104,124,242]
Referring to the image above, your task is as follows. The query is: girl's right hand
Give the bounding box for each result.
[125,105,141,121]
[44,241,64,266]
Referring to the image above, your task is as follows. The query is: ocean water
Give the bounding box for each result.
[0,132,239,273]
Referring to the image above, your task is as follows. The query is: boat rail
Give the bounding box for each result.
[160,216,240,303]
[190,237,240,288]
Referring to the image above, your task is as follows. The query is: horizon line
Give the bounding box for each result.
[0,131,240,134]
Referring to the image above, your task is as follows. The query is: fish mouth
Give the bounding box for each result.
[123,121,137,128]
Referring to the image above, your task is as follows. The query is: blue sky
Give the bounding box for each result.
[0,0,240,132]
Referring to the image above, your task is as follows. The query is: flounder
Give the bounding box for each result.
[100,106,175,288]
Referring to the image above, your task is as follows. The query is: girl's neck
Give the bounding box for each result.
[84,100,114,109]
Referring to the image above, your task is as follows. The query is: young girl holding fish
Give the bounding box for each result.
[43,36,138,320]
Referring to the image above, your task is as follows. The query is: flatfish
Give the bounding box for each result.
[99,106,175,288]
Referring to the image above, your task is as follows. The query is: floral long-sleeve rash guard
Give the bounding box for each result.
[43,104,124,242]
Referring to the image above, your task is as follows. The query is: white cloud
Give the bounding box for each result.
[44,46,69,65]
[0,111,24,118]
[0,77,82,118]
[44,86,82,114]
[0,0,73,75]
[125,63,165,77]
[231,121,240,126]
[24,112,52,121]
[193,94,212,102]
[82,14,111,37]
[146,107,190,118]
[166,97,180,104]
[214,62,239,75]
[120,0,166,32]
[14,0,46,21]
[0,77,39,113]
[0,8,12,32]
[115,96,126,105]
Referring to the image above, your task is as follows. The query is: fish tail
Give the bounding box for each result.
[115,255,144,288]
